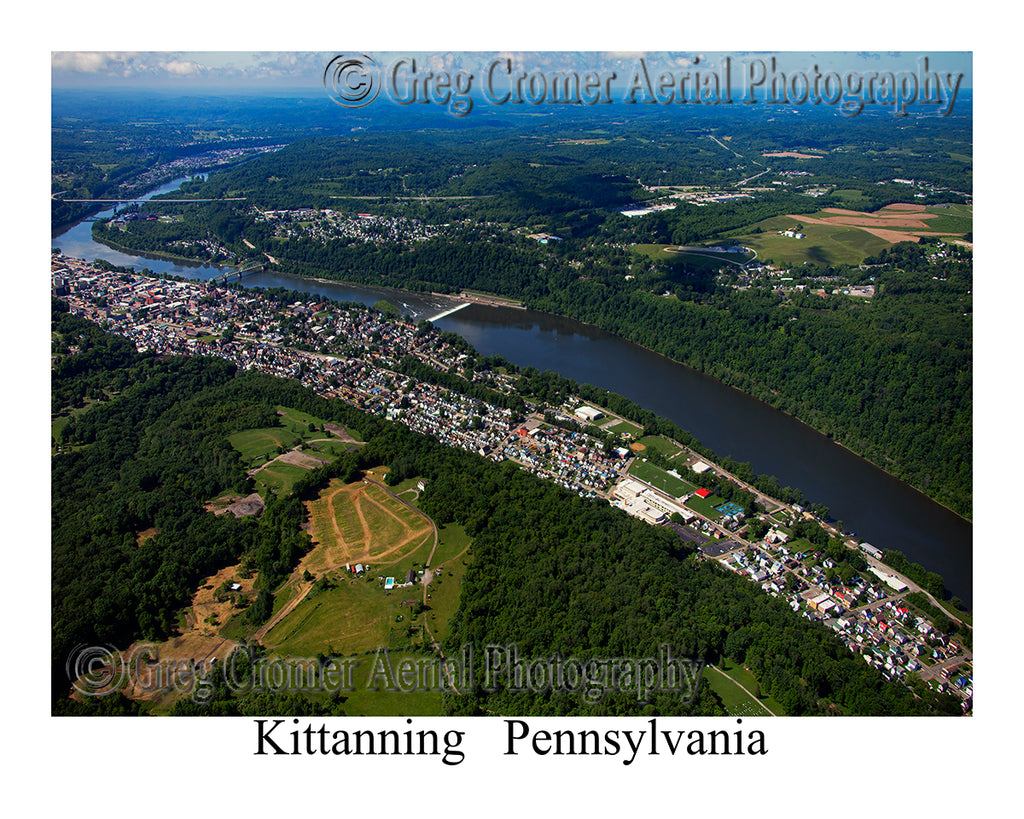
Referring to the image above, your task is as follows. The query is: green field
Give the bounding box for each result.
[334,650,449,716]
[252,461,312,496]
[705,662,784,716]
[831,189,870,206]
[685,490,728,518]
[736,216,890,267]
[605,419,644,437]
[635,435,684,458]
[628,459,697,498]
[918,205,973,235]
[228,427,301,465]
[421,524,473,646]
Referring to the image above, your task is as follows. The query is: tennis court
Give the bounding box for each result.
[716,501,745,517]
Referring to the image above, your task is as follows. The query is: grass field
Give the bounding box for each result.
[628,459,697,498]
[334,650,450,716]
[252,461,311,496]
[635,435,684,458]
[705,662,783,716]
[605,419,644,437]
[228,427,301,465]
[736,217,890,267]
[685,491,728,518]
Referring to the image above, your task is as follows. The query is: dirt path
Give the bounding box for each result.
[708,665,778,716]
[251,582,314,644]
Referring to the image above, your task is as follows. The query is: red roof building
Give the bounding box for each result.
[695,487,712,499]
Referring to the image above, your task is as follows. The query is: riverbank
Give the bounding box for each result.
[513,294,971,522]
[91,232,231,268]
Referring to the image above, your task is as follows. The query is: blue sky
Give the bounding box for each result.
[51,51,972,90]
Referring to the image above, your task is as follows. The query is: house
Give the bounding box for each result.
[694,487,712,499]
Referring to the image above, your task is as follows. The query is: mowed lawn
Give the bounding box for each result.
[628,458,697,498]
[253,461,311,496]
[631,244,753,271]
[706,661,785,716]
[228,427,301,465]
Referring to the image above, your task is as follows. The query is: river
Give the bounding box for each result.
[51,180,973,606]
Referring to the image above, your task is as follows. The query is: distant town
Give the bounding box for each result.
[52,252,973,710]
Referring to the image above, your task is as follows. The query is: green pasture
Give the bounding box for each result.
[735,217,891,267]
[253,461,311,496]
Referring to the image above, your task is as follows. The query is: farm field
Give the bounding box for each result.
[734,203,972,267]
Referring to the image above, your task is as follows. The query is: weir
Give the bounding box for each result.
[427,302,471,322]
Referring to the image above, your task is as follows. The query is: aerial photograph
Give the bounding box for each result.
[34,10,1003,808]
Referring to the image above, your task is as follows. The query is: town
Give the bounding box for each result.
[52,252,972,711]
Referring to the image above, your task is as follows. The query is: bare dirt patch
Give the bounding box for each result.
[324,422,358,442]
[630,442,647,452]
[788,207,963,244]
[277,449,329,469]
[117,562,255,704]
[224,492,265,518]
[136,527,159,546]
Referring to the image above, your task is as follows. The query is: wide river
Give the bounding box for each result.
[52,180,973,606]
